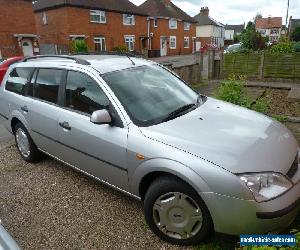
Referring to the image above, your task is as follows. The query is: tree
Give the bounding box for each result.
[71,39,89,53]
[290,26,300,42]
[240,21,267,50]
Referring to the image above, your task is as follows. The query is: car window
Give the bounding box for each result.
[65,71,110,114]
[5,67,33,95]
[33,69,64,104]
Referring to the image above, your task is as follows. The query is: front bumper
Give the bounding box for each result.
[202,165,300,235]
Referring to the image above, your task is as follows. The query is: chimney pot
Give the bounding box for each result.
[200,6,209,16]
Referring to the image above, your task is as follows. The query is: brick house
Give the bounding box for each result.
[255,16,282,43]
[33,0,149,54]
[288,16,300,34]
[0,0,39,58]
[194,7,225,49]
[139,0,197,57]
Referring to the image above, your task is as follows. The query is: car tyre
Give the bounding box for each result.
[144,175,213,246]
[14,122,43,163]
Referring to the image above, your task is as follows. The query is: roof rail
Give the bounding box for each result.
[72,51,143,58]
[21,55,91,65]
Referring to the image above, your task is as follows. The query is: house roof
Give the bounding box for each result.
[139,0,196,23]
[224,24,244,33]
[33,0,148,16]
[193,13,223,27]
[255,17,282,29]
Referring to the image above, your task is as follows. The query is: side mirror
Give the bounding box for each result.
[90,109,112,125]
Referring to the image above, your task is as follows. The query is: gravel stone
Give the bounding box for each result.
[0,146,192,250]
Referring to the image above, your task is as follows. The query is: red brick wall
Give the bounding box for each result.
[149,18,196,56]
[0,0,37,57]
[35,7,148,53]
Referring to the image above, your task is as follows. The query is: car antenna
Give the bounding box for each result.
[125,53,135,66]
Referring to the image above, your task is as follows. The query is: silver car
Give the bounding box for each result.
[0,220,21,250]
[0,55,299,246]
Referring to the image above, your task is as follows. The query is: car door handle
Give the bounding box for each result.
[59,121,71,131]
[21,105,28,113]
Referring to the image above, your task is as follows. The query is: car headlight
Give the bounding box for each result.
[238,172,293,202]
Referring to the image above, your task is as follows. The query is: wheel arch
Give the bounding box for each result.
[131,158,211,201]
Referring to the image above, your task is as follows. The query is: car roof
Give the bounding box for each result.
[13,55,155,74]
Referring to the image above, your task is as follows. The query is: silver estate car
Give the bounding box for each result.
[0,55,299,246]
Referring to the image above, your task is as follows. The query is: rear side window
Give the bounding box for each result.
[65,71,109,114]
[33,69,64,104]
[5,67,33,95]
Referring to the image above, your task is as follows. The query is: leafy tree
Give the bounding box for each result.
[71,39,89,53]
[290,26,300,42]
[269,42,295,53]
[240,21,267,50]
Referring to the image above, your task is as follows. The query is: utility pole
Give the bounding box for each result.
[285,0,290,30]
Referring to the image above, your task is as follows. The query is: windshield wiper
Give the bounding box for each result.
[162,103,196,122]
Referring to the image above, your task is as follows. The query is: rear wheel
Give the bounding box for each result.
[14,122,43,163]
[143,175,213,245]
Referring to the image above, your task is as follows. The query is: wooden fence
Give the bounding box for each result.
[223,52,300,80]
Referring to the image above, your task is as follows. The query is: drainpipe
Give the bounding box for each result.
[147,17,151,50]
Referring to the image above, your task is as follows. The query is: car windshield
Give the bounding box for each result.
[102,65,198,127]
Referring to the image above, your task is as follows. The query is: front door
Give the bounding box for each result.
[21,39,34,56]
[56,70,129,190]
[160,37,167,56]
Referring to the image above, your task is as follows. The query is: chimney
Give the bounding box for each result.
[200,7,209,16]
[268,15,271,24]
[163,0,171,6]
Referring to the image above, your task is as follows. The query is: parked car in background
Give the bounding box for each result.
[0,57,23,84]
[224,43,241,53]
[0,55,299,246]
[0,220,21,250]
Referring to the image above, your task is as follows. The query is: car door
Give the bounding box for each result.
[26,68,65,156]
[56,70,129,190]
[0,67,33,127]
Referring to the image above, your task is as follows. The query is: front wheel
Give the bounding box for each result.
[143,175,213,245]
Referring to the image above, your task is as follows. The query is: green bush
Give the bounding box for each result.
[251,98,269,114]
[113,45,128,52]
[214,75,251,108]
[272,114,288,122]
[269,42,295,53]
[293,42,300,52]
[71,39,89,53]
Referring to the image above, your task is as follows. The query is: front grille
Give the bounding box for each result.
[286,153,299,179]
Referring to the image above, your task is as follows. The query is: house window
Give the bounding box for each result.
[42,12,48,25]
[124,35,135,51]
[170,36,176,49]
[90,10,106,23]
[184,37,189,48]
[184,22,190,31]
[94,37,106,52]
[169,18,177,29]
[123,14,135,25]
[154,18,158,27]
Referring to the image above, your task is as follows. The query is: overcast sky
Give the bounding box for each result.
[130,0,300,25]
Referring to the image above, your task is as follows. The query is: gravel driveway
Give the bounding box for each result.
[0,146,192,250]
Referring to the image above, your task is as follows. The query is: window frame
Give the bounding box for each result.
[184,22,190,31]
[169,36,176,49]
[5,67,34,96]
[169,18,177,29]
[27,68,66,106]
[123,14,135,26]
[94,37,106,52]
[124,35,135,51]
[184,37,190,48]
[90,9,107,24]
[153,18,158,27]
[62,70,111,116]
[42,11,48,25]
